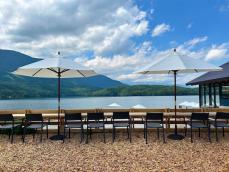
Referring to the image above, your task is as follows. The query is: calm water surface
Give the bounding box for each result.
[0,96,198,110]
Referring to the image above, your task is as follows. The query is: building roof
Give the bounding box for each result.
[187,62,229,85]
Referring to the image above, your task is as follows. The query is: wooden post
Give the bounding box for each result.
[203,84,206,106]
[219,83,222,106]
[209,84,212,106]
[199,85,202,108]
[213,83,217,108]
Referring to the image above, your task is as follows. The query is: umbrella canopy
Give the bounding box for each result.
[13,52,98,140]
[13,57,97,78]
[179,101,199,108]
[136,49,221,140]
[132,104,146,109]
[108,103,121,107]
[137,49,221,74]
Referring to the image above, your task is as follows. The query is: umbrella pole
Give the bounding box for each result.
[50,68,64,140]
[167,70,184,140]
[58,71,60,136]
[174,70,177,135]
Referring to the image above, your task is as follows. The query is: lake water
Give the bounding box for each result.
[0,96,199,110]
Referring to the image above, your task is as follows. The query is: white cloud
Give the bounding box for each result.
[205,44,229,61]
[0,0,148,57]
[117,73,139,80]
[72,37,229,85]
[185,36,208,47]
[74,41,154,80]
[187,23,193,29]
[219,4,229,12]
[0,0,228,85]
[150,9,154,14]
[152,23,171,37]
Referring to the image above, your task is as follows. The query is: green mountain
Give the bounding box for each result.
[0,49,197,99]
[89,85,198,96]
[0,49,125,99]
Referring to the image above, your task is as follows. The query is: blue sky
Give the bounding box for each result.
[0,0,228,85]
[135,0,229,55]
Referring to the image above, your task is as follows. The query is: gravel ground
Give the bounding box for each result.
[0,131,228,172]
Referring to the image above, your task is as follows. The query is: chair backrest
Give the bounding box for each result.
[25,114,43,122]
[113,112,130,119]
[0,114,13,122]
[191,113,209,121]
[146,113,163,121]
[215,112,229,120]
[65,113,82,122]
[87,112,104,121]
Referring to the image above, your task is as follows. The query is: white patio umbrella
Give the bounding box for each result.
[108,103,121,107]
[13,52,97,140]
[179,101,199,108]
[136,49,222,140]
[132,104,146,109]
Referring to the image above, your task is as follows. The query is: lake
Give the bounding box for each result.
[0,96,199,110]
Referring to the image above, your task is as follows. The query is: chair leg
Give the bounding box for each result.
[112,126,115,143]
[11,128,14,144]
[223,127,225,137]
[144,124,146,139]
[23,127,26,143]
[145,127,148,144]
[103,125,106,143]
[86,126,89,144]
[157,128,159,140]
[69,128,71,139]
[63,127,66,143]
[198,128,200,138]
[162,127,165,143]
[46,125,48,139]
[90,128,92,139]
[127,127,129,139]
[63,126,66,143]
[8,129,11,140]
[191,127,193,143]
[129,125,132,143]
[40,128,43,142]
[215,127,218,142]
[82,126,84,139]
[185,124,187,136]
[80,127,84,143]
[33,129,36,140]
[208,126,211,143]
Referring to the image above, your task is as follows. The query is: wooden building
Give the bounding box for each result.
[187,62,229,108]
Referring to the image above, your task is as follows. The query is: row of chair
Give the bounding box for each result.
[0,112,228,143]
[185,112,229,143]
[64,112,132,144]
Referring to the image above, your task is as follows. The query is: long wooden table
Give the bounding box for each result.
[0,108,225,130]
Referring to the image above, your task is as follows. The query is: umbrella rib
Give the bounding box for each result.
[60,69,70,74]
[47,68,58,74]
[77,70,86,77]
[32,68,43,76]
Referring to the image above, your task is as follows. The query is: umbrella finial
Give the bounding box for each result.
[58,51,60,56]
[174,48,176,52]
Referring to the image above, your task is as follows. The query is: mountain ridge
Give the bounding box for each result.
[0,49,198,99]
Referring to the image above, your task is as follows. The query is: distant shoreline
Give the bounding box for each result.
[0,94,198,101]
[0,85,198,99]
